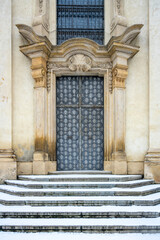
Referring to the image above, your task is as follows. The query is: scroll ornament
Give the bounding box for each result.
[68,54,92,72]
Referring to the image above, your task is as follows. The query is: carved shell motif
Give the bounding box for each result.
[68,54,92,72]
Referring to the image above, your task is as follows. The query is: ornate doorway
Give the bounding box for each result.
[17,23,143,174]
[56,76,104,170]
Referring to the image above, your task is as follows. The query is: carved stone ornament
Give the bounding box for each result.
[116,0,121,15]
[16,23,143,89]
[68,54,92,72]
[39,0,43,14]
[108,24,143,47]
[112,65,128,89]
[16,24,52,47]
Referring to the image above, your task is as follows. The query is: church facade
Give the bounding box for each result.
[0,0,160,183]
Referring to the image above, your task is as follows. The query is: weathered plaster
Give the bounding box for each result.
[12,0,34,163]
[125,0,149,174]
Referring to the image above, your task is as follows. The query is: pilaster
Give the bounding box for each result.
[0,0,17,182]
[107,24,143,174]
[111,64,128,174]
[16,24,52,174]
[144,0,160,182]
[31,56,49,174]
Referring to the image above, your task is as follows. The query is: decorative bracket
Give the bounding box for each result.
[31,57,47,88]
[112,64,128,89]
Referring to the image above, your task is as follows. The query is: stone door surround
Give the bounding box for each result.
[16,23,143,174]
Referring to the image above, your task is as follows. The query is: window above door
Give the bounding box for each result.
[57,0,104,45]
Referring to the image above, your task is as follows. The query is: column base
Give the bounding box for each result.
[104,161,112,172]
[145,149,160,183]
[0,149,17,183]
[127,161,144,175]
[33,151,57,174]
[17,161,33,175]
[111,152,127,175]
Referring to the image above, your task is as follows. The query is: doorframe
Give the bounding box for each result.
[48,68,112,171]
[17,24,143,174]
[52,75,109,171]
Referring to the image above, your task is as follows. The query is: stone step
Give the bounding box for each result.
[0,205,160,218]
[18,174,142,182]
[0,184,159,197]
[5,179,154,189]
[48,171,112,175]
[0,217,160,233]
[0,191,160,206]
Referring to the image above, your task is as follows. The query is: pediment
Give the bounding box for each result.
[16,24,143,76]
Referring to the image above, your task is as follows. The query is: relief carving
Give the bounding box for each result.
[68,54,92,72]
[116,0,122,15]
[108,69,113,93]
[31,57,47,88]
[112,65,128,89]
[39,0,43,14]
[47,64,51,91]
[95,62,112,70]
[110,0,127,34]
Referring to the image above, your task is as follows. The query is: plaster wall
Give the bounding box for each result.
[143,0,160,180]
[148,0,160,149]
[0,0,12,149]
[124,0,149,174]
[12,0,34,169]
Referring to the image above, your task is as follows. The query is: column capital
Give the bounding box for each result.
[31,57,47,88]
[112,64,128,89]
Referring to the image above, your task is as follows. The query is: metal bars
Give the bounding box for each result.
[57,0,104,44]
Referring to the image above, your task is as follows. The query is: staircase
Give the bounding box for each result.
[0,171,160,233]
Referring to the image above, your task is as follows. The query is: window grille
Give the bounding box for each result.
[57,0,104,45]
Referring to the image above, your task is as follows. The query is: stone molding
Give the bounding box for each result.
[0,149,16,161]
[107,24,143,51]
[145,149,160,161]
[145,149,160,183]
[16,24,52,48]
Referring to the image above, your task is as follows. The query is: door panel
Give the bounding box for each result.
[81,76,104,105]
[56,76,104,171]
[56,107,80,170]
[81,108,104,170]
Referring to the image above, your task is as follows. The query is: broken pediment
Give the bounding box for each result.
[16,23,143,76]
